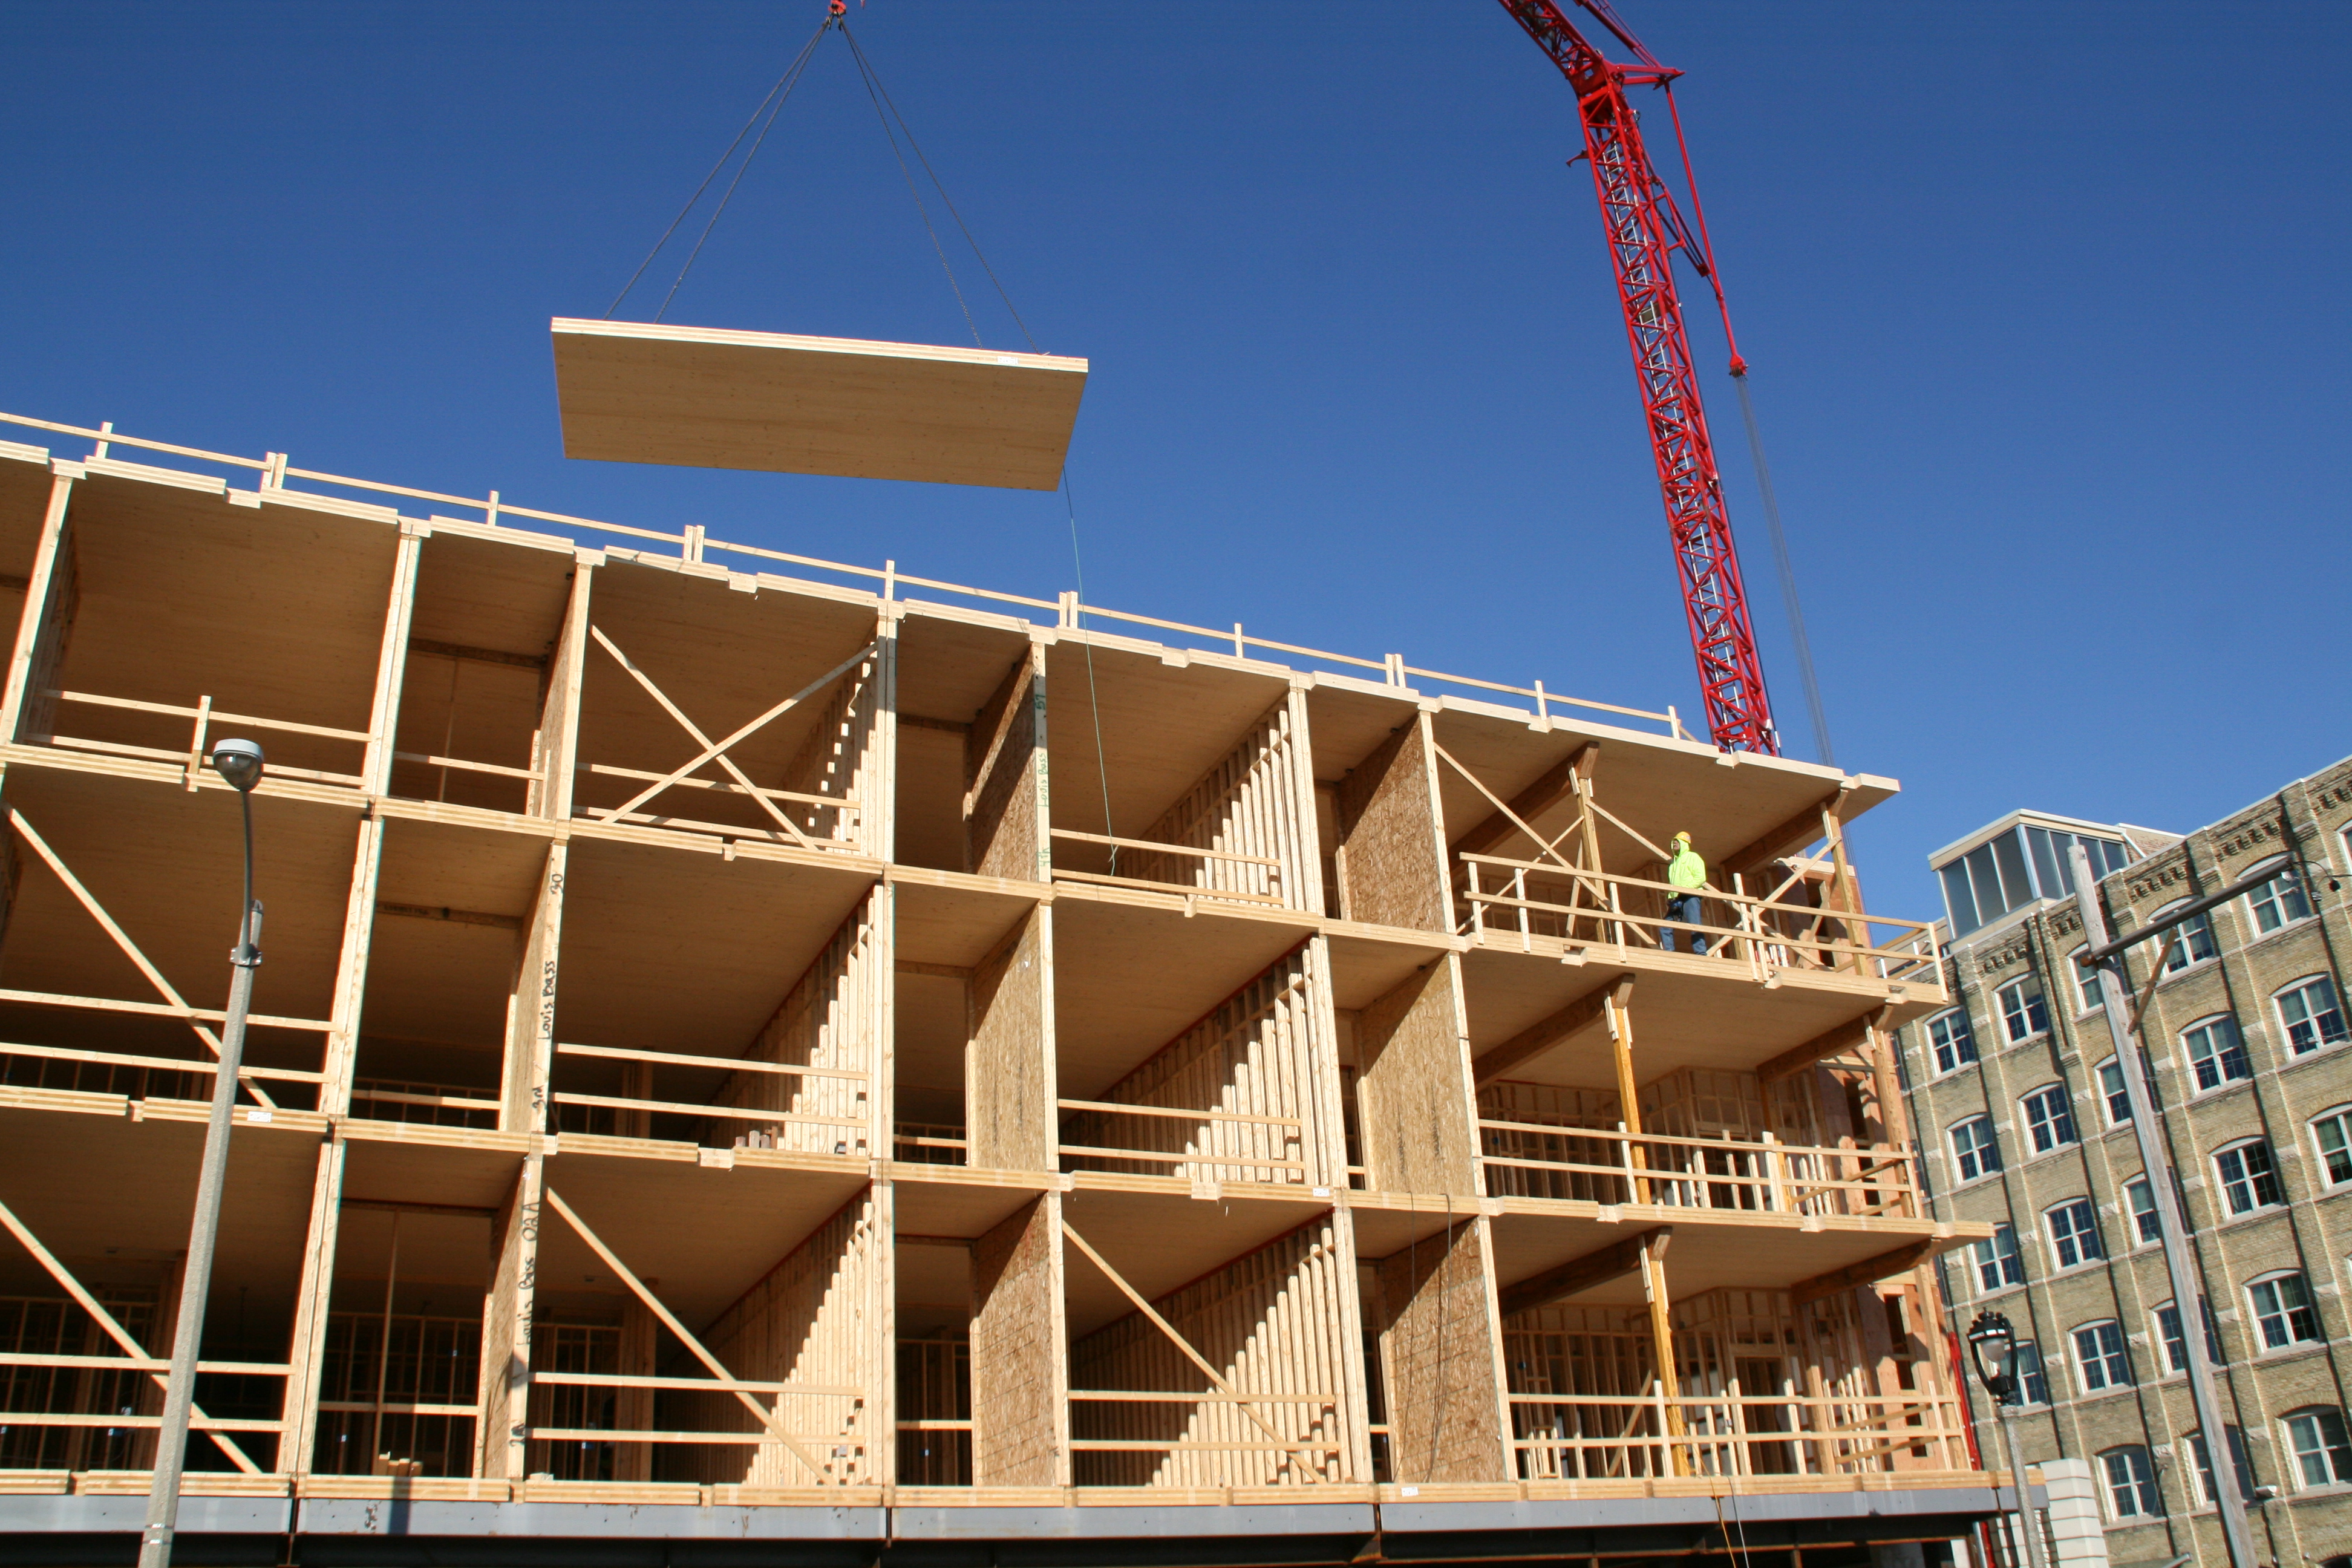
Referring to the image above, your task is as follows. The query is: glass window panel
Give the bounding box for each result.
[2215,1141,2284,1214]
[2015,1341,2048,1405]
[2249,1273,2322,1349]
[1929,1010,1978,1075]
[1968,844,2007,927]
[2127,1177,2159,1244]
[2190,1427,2256,1504]
[2028,827,2067,899]
[1941,862,1981,936]
[2101,1446,2160,1518]
[2287,1408,2352,1488]
[2184,1016,2250,1090]
[1952,1117,2002,1183]
[2279,978,2348,1056]
[1993,831,2034,915]
[2100,1060,2134,1125]
[2023,1085,2077,1153]
[2313,1112,2352,1186]
[2074,1321,2131,1391]
[1976,1224,2026,1291]
[2047,1198,2105,1269]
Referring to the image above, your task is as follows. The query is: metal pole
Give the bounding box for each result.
[2069,844,2256,1568]
[139,789,261,1568]
[1998,1403,2048,1568]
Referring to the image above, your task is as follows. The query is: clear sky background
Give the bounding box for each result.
[3,1,2345,921]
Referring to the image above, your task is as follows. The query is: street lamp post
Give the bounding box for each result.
[1967,1310,2050,1568]
[139,739,265,1568]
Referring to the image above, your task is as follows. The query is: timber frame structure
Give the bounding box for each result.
[0,413,2008,1566]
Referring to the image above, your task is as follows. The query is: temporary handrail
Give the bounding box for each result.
[3,409,1688,739]
[1459,852,1937,955]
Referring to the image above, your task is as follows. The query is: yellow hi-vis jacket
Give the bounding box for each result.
[1667,846,1707,890]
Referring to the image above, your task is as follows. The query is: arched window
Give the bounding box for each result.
[2247,1270,2322,1350]
[1996,977,2050,1044]
[2149,898,2219,974]
[2071,1319,2131,1391]
[2182,1014,2251,1091]
[2213,1138,2285,1215]
[2278,976,2348,1057]
[2020,1083,2077,1153]
[2311,1106,2352,1187]
[2283,1407,2352,1489]
[1925,1008,1977,1075]
[2096,1057,2143,1125]
[2098,1445,2160,1518]
[2045,1198,2104,1270]
[2246,855,2315,935]
[1950,1116,2001,1183]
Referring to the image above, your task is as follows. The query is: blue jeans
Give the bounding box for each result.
[1665,892,1707,955]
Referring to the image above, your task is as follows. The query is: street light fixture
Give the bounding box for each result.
[139,740,265,1568]
[1967,1310,2047,1568]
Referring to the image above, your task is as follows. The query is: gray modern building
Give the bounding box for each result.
[1895,757,2352,1568]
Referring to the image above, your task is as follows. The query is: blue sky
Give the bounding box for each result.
[4,1,2345,921]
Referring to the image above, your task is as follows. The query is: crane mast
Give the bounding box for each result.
[1497,0,1777,754]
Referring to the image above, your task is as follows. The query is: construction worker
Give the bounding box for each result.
[1663,831,1708,955]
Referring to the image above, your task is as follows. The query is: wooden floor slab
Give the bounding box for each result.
[551,318,1088,490]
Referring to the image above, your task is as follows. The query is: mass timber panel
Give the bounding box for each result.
[498,843,567,1133]
[1059,942,1333,1189]
[1352,955,1483,1198]
[969,1195,1068,1487]
[966,906,1053,1171]
[0,472,73,742]
[1371,1214,1511,1483]
[682,1193,878,1486]
[713,889,883,1157]
[474,1155,543,1481]
[1334,714,1451,933]
[1109,693,1321,913]
[965,645,1047,881]
[1068,1216,1357,1487]
[551,319,1087,491]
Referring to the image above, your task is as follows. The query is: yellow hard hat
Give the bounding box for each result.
[1672,830,1691,844]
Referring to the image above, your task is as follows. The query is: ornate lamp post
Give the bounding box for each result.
[1967,1310,2048,1568]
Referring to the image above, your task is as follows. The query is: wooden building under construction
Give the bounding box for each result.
[0,412,2010,1565]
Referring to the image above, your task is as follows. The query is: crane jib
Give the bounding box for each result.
[1496,0,1779,755]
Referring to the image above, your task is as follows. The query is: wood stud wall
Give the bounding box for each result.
[0,453,1968,1509]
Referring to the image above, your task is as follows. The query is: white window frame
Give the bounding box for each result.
[2152,899,2219,975]
[2020,1082,2077,1154]
[2013,1339,2049,1405]
[1997,976,2051,1044]
[2284,1406,2352,1489]
[2099,1445,2160,1519]
[2247,857,2315,936]
[1926,1007,1978,1076]
[2154,1298,2224,1374]
[2247,1270,2323,1351]
[2045,1197,2105,1271]
[2182,1013,2252,1093]
[2125,1175,2160,1247]
[2213,1137,2286,1216]
[2073,1319,2131,1392]
[2312,1106,2352,1189]
[2276,975,2348,1057]
[1950,1115,2002,1184]
[1975,1223,2025,1293]
[2096,1057,2133,1125]
[2070,952,2108,1014]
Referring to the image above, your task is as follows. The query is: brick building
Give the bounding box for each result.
[1896,759,2352,1568]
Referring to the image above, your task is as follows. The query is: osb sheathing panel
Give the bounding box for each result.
[965,648,1043,883]
[1352,955,1481,1198]
[1334,714,1449,933]
[1374,1214,1510,1484]
[966,907,1051,1171]
[970,1196,1068,1487]
[1069,1218,1355,1488]
[683,1194,877,1487]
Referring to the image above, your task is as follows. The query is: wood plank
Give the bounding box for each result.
[1757,1006,1891,1083]
[551,319,1088,492]
[1450,742,1596,859]
[1791,1239,1943,1307]
[1497,1226,1672,1319]
[1469,972,1634,1086]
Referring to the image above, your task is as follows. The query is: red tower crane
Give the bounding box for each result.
[1497,0,1779,754]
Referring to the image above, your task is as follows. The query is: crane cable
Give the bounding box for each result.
[1660,82,1836,767]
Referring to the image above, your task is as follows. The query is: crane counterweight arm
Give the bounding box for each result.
[1497,0,1777,754]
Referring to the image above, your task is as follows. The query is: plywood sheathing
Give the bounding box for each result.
[964,645,1047,882]
[966,906,1053,1171]
[550,319,1088,492]
[1373,1213,1511,1483]
[970,1195,1068,1486]
[1069,1216,1356,1487]
[1333,714,1451,934]
[1352,956,1483,1199]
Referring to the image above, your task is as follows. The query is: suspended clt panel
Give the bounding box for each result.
[550,318,1087,491]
